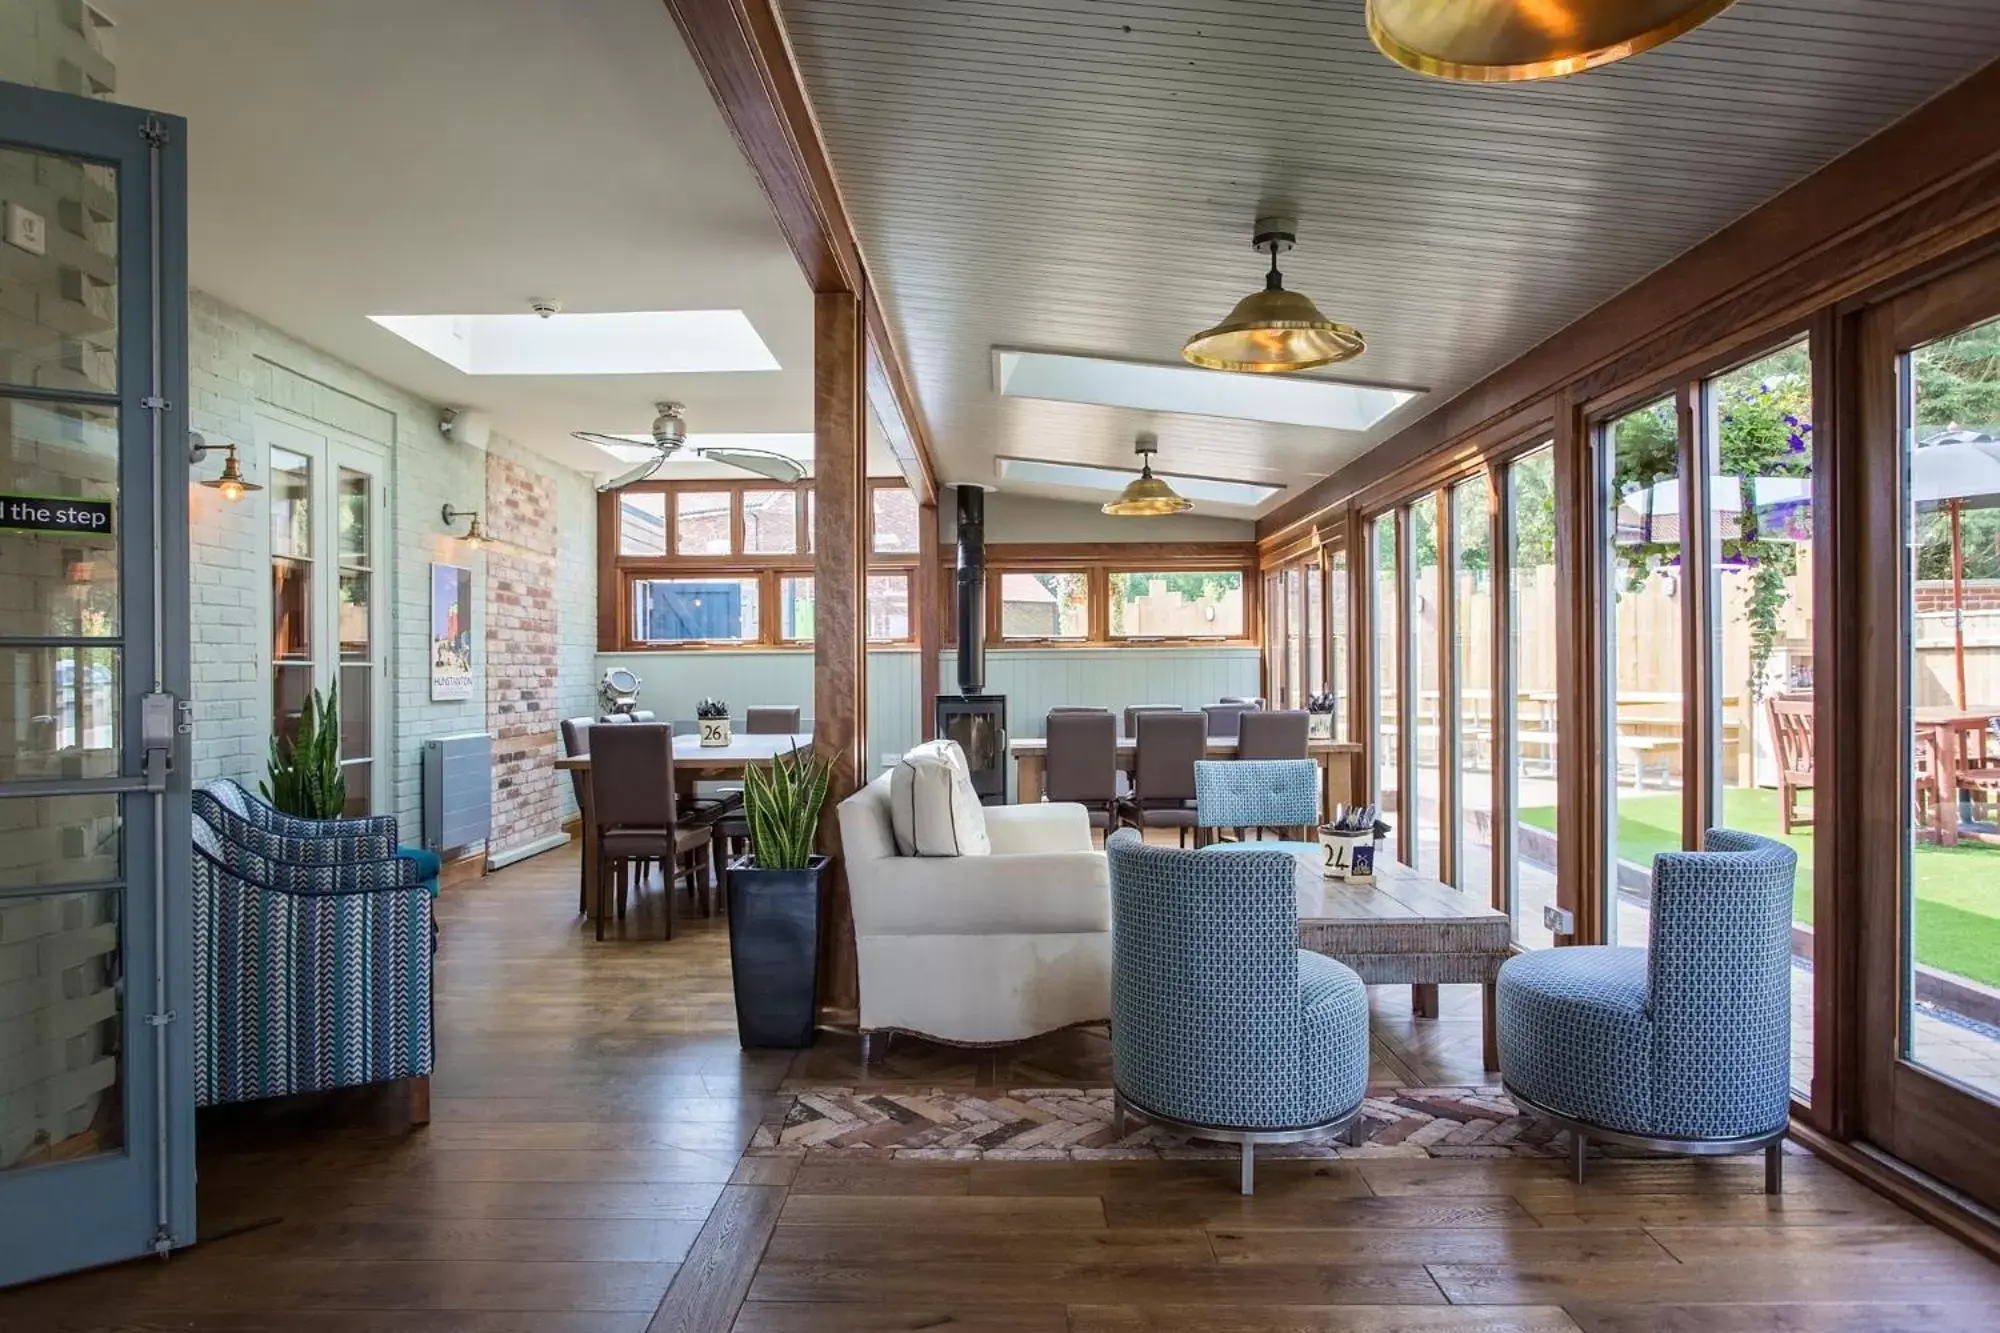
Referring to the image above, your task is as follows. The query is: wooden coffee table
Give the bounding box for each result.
[1292,855,1512,1072]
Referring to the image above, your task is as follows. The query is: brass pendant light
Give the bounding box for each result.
[1183,219,1364,374]
[1103,433,1193,516]
[1367,0,1738,83]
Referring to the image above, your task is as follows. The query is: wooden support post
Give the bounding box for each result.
[918,499,940,739]
[814,288,868,1023]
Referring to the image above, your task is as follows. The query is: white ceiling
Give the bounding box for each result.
[781,0,2000,517]
[101,0,893,478]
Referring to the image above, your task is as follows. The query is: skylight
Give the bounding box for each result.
[997,456,1283,508]
[993,349,1419,431]
[368,310,779,376]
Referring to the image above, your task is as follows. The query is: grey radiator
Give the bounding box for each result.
[423,731,493,855]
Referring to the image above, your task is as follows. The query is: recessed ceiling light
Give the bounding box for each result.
[998,456,1283,508]
[368,310,779,376]
[994,349,1418,432]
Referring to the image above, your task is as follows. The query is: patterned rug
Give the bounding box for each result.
[748,1086,1594,1161]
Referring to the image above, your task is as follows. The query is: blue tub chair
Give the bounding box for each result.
[191,781,435,1120]
[1496,828,1797,1190]
[1106,828,1368,1194]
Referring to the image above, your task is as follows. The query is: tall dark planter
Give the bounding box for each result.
[725,854,826,1049]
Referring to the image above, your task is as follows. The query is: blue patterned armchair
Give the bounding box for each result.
[1106,829,1368,1194]
[191,781,435,1119]
[1496,828,1797,1190]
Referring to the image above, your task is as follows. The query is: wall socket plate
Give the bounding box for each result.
[4,201,47,256]
[1543,904,1576,936]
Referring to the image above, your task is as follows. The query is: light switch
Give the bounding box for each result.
[4,202,47,256]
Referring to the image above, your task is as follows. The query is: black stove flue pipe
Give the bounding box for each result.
[955,484,986,695]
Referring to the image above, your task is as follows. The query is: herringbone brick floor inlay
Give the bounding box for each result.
[747,1086,1594,1161]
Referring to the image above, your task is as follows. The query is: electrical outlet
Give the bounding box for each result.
[4,202,47,256]
[1543,904,1576,936]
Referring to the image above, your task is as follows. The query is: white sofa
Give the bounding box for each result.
[837,773,1112,1045]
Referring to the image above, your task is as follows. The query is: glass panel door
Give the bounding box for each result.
[1856,254,2000,1210]
[1507,446,1560,947]
[1371,515,1401,860]
[1410,494,1442,877]
[0,78,193,1284]
[1453,476,1493,898]
[1602,396,1686,946]
[335,462,378,815]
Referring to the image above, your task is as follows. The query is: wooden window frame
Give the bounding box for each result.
[598,478,919,651]
[969,542,1261,650]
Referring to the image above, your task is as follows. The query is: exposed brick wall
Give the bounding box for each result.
[1916,580,2000,612]
[484,453,563,855]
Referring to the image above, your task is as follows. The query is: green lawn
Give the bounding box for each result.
[1518,788,2000,989]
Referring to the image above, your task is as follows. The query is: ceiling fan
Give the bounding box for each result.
[572,402,807,491]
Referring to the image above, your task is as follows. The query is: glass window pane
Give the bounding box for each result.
[1509,446,1559,949]
[1109,571,1244,638]
[1000,572,1087,639]
[619,492,666,557]
[0,399,119,637]
[0,889,123,1172]
[1306,563,1325,700]
[1330,550,1349,739]
[675,491,732,555]
[1373,517,1401,862]
[0,795,121,890]
[631,577,760,643]
[867,573,910,641]
[806,490,816,554]
[1905,315,2000,1100]
[871,487,920,554]
[781,575,815,640]
[0,646,120,781]
[270,448,311,560]
[742,489,798,555]
[1411,496,1442,879]
[1605,396,1685,945]
[1706,341,1815,1097]
[1286,567,1305,708]
[337,469,370,565]
[0,146,118,392]
[1454,478,1493,898]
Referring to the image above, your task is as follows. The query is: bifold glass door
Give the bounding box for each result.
[1856,252,2000,1209]
[0,79,194,1285]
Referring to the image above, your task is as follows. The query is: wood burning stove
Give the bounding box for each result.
[937,694,1008,805]
[937,484,1008,803]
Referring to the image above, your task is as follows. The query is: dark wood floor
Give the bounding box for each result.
[4,843,1998,1331]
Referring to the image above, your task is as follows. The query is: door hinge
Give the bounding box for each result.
[151,1225,177,1256]
[141,395,171,412]
[141,116,170,148]
[145,1010,177,1028]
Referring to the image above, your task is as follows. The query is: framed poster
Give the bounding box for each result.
[430,562,474,701]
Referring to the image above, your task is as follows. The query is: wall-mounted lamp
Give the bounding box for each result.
[189,433,260,502]
[441,504,488,548]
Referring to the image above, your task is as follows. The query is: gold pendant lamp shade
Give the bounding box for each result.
[1103,433,1193,516]
[1183,219,1364,374]
[1367,0,1738,83]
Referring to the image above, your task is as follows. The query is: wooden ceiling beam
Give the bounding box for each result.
[662,0,937,503]
[1257,58,2000,544]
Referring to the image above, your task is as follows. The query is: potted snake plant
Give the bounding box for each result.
[726,743,830,1048]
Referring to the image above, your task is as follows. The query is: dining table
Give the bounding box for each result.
[1010,734,1364,822]
[554,731,814,918]
[1915,705,2000,847]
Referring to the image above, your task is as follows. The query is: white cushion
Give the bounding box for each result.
[888,740,991,857]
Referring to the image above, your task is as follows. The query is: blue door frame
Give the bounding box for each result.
[0,78,194,1285]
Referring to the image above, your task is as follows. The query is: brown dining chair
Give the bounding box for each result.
[746,705,802,734]
[1220,696,1267,709]
[1123,704,1182,738]
[1126,710,1206,847]
[588,723,712,941]
[1044,709,1120,833]
[597,713,635,725]
[1203,703,1258,741]
[1238,709,1309,760]
[560,716,596,913]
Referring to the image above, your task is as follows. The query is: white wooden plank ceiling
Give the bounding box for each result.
[781,0,2000,515]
